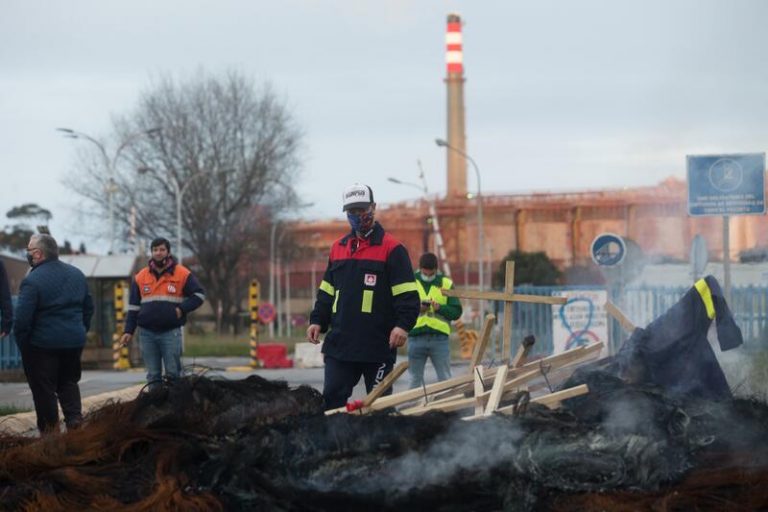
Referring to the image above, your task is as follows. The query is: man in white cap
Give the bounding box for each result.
[307,183,420,409]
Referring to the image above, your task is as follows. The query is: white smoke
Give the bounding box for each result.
[380,417,523,492]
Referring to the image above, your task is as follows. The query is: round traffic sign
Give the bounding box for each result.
[590,233,626,267]
[257,303,276,324]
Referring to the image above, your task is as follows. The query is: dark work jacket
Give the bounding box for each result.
[310,222,420,363]
[0,261,12,334]
[13,258,94,349]
[617,275,742,401]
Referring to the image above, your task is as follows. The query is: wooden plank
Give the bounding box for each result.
[496,384,590,414]
[473,365,486,415]
[470,314,496,369]
[512,342,603,376]
[502,261,515,364]
[531,384,589,409]
[499,369,543,395]
[400,397,476,416]
[326,342,604,415]
[605,301,637,333]
[484,366,509,416]
[402,368,539,417]
[443,289,567,305]
[336,369,485,414]
[511,334,536,368]
[362,361,409,407]
[424,368,539,410]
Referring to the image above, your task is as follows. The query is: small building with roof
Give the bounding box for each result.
[59,254,144,368]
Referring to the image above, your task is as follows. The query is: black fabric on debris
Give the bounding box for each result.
[616,275,743,401]
[2,374,768,512]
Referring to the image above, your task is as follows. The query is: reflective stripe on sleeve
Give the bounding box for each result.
[694,278,716,320]
[392,281,418,296]
[194,292,206,301]
[332,290,340,313]
[320,280,335,296]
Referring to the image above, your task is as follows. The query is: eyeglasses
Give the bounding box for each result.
[26,247,40,254]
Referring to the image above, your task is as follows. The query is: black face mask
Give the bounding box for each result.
[153,256,170,267]
[26,253,35,267]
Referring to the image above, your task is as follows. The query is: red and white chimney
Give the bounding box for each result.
[444,13,468,200]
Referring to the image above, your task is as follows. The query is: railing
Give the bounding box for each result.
[0,297,20,370]
[490,285,768,360]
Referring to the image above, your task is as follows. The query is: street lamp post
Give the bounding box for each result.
[138,167,226,263]
[435,138,483,293]
[269,220,288,339]
[388,168,452,278]
[269,202,314,338]
[57,127,160,253]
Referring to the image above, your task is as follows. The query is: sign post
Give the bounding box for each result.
[112,280,131,370]
[249,279,261,368]
[687,153,766,301]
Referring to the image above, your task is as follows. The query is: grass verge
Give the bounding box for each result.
[0,404,31,416]
[183,330,472,360]
[184,331,307,358]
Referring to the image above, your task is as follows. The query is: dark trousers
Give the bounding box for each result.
[20,344,84,433]
[323,355,394,410]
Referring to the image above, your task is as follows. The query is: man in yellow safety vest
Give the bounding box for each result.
[407,252,462,388]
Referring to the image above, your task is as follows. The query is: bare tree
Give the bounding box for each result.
[67,70,303,331]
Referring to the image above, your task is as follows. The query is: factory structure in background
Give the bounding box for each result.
[281,13,768,325]
[444,13,468,201]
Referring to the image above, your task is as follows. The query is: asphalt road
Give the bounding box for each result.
[0,356,464,411]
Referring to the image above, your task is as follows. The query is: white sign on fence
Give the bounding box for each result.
[552,290,609,357]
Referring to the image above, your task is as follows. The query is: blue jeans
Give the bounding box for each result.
[407,333,451,388]
[139,327,182,389]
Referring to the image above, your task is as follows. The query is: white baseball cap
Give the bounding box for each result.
[342,183,375,211]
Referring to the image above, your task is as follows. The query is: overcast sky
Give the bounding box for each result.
[2,0,767,252]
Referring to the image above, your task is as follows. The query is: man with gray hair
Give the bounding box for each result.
[14,234,94,433]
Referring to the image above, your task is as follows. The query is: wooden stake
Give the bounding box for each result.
[473,365,486,415]
[470,314,496,369]
[443,289,567,306]
[484,366,509,415]
[605,301,636,333]
[502,261,515,363]
[511,334,536,368]
[362,361,409,407]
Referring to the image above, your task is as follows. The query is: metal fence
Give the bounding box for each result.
[3,285,767,369]
[492,284,768,361]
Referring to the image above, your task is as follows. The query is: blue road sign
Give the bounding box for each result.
[687,153,765,216]
[591,233,626,267]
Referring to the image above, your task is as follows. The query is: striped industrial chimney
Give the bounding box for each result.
[444,13,468,200]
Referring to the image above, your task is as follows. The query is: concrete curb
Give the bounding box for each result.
[0,383,146,436]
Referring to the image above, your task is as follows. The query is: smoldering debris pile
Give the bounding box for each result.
[1,373,768,512]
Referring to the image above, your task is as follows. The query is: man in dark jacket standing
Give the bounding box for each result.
[14,234,94,433]
[307,184,420,409]
[119,237,205,390]
[0,259,12,338]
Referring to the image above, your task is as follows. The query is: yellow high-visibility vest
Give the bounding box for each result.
[414,277,453,335]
